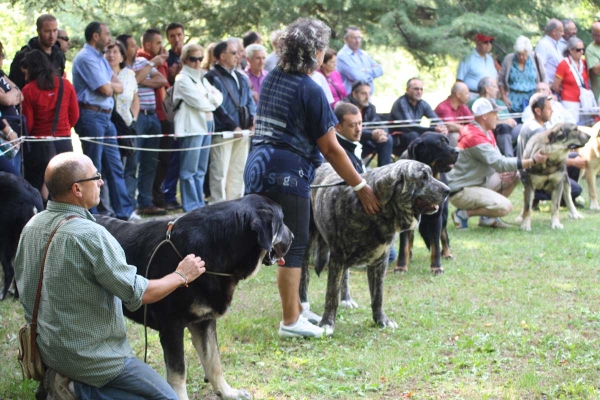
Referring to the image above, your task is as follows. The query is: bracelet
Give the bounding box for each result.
[174,271,188,287]
[352,179,367,192]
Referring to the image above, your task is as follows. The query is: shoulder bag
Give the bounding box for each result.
[18,215,80,381]
[211,68,252,129]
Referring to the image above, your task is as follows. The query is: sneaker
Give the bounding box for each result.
[279,315,328,338]
[452,209,469,229]
[138,205,167,216]
[128,211,142,221]
[301,302,321,324]
[478,216,511,228]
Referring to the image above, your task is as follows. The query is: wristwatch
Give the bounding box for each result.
[148,61,155,68]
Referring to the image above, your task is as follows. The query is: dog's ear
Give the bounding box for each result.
[372,162,406,205]
[546,124,566,144]
[407,136,423,160]
[250,209,277,252]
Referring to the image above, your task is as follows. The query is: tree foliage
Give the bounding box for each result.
[5,0,600,66]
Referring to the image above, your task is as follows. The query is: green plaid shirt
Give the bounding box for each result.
[15,201,149,387]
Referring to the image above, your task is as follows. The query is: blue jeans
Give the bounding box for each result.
[128,112,161,208]
[74,357,177,400]
[75,109,133,218]
[0,149,21,175]
[162,140,180,204]
[179,132,212,212]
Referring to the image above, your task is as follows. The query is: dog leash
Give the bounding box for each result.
[142,218,234,363]
[310,181,347,189]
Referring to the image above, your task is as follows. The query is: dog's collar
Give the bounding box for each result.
[162,218,234,278]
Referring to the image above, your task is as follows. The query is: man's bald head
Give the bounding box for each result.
[451,81,468,96]
[45,152,91,199]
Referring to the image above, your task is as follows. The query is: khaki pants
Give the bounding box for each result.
[209,135,250,203]
[450,172,512,211]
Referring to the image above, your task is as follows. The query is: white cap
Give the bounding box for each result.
[472,98,505,117]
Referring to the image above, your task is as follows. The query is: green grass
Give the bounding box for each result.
[2,181,600,399]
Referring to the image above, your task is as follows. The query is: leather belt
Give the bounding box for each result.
[140,109,156,115]
[79,103,111,114]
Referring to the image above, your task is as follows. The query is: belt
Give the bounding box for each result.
[140,109,156,115]
[79,103,112,114]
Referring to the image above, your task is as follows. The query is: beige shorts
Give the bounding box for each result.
[450,173,512,211]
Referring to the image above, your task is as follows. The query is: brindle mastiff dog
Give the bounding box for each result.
[302,160,449,334]
[578,121,600,210]
[516,122,590,230]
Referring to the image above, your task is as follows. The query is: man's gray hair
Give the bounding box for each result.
[277,18,331,75]
[477,76,495,96]
[514,35,533,54]
[562,19,575,29]
[344,26,360,39]
[545,19,562,34]
[245,44,267,60]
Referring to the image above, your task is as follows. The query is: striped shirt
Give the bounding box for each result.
[132,57,157,111]
[15,201,149,387]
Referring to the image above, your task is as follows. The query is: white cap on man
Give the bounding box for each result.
[472,98,505,117]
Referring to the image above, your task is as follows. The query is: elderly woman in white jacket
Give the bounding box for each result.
[174,43,223,211]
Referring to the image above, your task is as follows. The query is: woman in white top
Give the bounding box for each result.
[174,43,223,211]
[105,41,139,130]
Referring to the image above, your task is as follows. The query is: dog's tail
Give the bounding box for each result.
[418,223,432,251]
[313,236,330,276]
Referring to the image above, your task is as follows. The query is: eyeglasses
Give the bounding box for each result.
[187,56,203,63]
[573,48,585,53]
[74,172,102,184]
[58,36,69,42]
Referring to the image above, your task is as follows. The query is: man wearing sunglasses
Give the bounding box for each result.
[15,152,206,399]
[56,29,71,54]
[456,33,498,100]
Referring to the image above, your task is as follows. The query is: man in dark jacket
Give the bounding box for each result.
[9,14,65,89]
[342,81,393,167]
[205,39,256,203]
[333,102,364,173]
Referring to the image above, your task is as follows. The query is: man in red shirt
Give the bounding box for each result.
[434,82,472,147]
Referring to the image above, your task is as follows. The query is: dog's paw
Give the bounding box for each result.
[393,266,408,273]
[514,215,523,224]
[520,223,531,231]
[219,389,252,400]
[375,313,398,329]
[442,252,453,260]
[590,203,600,211]
[551,221,564,229]
[430,267,444,275]
[340,299,359,309]
[569,211,584,219]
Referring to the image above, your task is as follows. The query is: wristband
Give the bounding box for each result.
[147,61,155,68]
[352,179,367,192]
[174,271,188,287]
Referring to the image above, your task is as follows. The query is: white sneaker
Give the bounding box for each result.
[301,302,322,324]
[279,315,328,338]
[128,211,142,221]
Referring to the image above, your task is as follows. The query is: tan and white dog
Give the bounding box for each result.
[578,121,600,210]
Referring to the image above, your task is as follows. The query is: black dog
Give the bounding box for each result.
[0,172,43,299]
[396,133,458,274]
[96,194,292,400]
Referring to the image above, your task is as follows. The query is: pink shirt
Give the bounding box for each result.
[318,69,348,107]
[244,67,268,100]
[434,97,473,123]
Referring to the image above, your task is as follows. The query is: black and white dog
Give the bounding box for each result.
[97,194,292,400]
[0,172,43,299]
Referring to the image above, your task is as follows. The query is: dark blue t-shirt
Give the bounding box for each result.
[245,68,337,198]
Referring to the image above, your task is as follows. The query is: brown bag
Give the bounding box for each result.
[17,215,80,381]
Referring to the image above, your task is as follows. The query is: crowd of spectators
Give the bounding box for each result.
[1,14,599,225]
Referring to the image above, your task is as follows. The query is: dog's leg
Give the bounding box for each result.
[319,258,347,333]
[563,174,583,220]
[159,323,189,400]
[340,269,358,308]
[519,182,535,231]
[440,201,452,260]
[426,219,444,275]
[586,166,600,210]
[299,231,314,305]
[395,231,411,273]
[188,319,251,400]
[550,179,565,229]
[0,246,13,300]
[367,256,397,329]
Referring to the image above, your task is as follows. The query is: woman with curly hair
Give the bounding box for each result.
[244,18,380,338]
